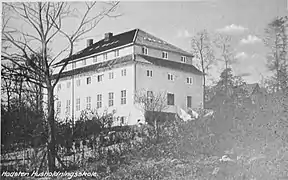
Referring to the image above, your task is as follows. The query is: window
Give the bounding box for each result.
[108,92,114,107]
[114,50,119,57]
[147,70,153,77]
[181,56,187,63]
[87,77,91,84]
[168,73,174,81]
[66,100,71,115]
[72,62,76,69]
[97,94,102,108]
[76,98,80,111]
[76,79,81,86]
[142,46,148,55]
[120,116,125,124]
[64,66,68,71]
[187,96,192,108]
[98,74,104,82]
[57,84,61,91]
[57,101,61,114]
[67,82,71,88]
[147,91,153,103]
[186,77,193,84]
[86,96,91,109]
[121,90,127,105]
[82,59,86,65]
[121,69,127,76]
[93,56,97,63]
[167,93,174,105]
[162,51,168,59]
[109,72,114,79]
[103,53,108,60]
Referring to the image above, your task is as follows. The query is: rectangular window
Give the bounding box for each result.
[121,90,127,105]
[67,82,71,88]
[114,50,119,57]
[187,96,192,108]
[57,84,61,91]
[86,96,91,109]
[66,100,71,115]
[72,62,76,69]
[121,69,127,76]
[167,93,174,105]
[57,101,61,114]
[186,77,193,84]
[87,77,91,84]
[142,46,148,55]
[168,73,174,81]
[76,79,81,86]
[82,59,86,65]
[147,91,153,103]
[147,70,153,77]
[109,72,114,79]
[97,94,102,108]
[98,74,104,82]
[162,51,168,59]
[76,98,80,111]
[93,56,97,63]
[181,56,187,63]
[103,53,108,60]
[108,92,114,107]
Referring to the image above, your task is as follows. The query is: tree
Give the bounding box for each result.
[1,2,120,171]
[191,30,215,107]
[264,16,288,92]
[134,90,168,142]
[214,34,237,95]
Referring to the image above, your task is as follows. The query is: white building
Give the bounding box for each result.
[52,29,203,125]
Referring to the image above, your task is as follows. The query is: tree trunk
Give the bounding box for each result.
[47,86,56,171]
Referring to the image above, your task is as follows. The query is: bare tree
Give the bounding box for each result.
[264,16,288,92]
[1,2,120,171]
[191,30,215,106]
[134,89,168,142]
[214,34,237,95]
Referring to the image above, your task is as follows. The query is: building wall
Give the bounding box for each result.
[53,45,134,74]
[54,63,136,125]
[135,56,203,113]
[134,45,193,65]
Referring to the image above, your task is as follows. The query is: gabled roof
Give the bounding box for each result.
[54,29,137,66]
[54,28,193,66]
[138,54,202,75]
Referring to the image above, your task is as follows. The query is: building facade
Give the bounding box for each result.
[52,29,203,125]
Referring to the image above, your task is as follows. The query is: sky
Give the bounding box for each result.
[4,0,288,84]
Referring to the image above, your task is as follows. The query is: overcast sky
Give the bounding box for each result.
[5,0,288,84]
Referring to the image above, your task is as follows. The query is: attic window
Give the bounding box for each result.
[181,56,186,63]
[82,59,86,65]
[93,56,97,63]
[162,51,168,59]
[142,46,148,55]
[103,53,108,60]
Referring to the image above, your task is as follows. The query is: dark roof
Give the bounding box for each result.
[52,55,133,79]
[138,54,202,75]
[54,28,194,66]
[54,29,137,66]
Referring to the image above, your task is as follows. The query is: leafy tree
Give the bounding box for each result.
[264,16,288,92]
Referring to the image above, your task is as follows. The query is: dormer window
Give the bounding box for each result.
[103,53,108,60]
[181,56,186,63]
[114,50,119,57]
[162,51,168,59]
[142,46,148,55]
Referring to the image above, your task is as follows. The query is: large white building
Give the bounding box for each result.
[52,29,203,125]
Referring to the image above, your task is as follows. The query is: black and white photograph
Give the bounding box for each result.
[1,0,288,179]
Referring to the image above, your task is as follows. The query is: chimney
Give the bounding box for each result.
[87,39,93,47]
[104,32,113,42]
